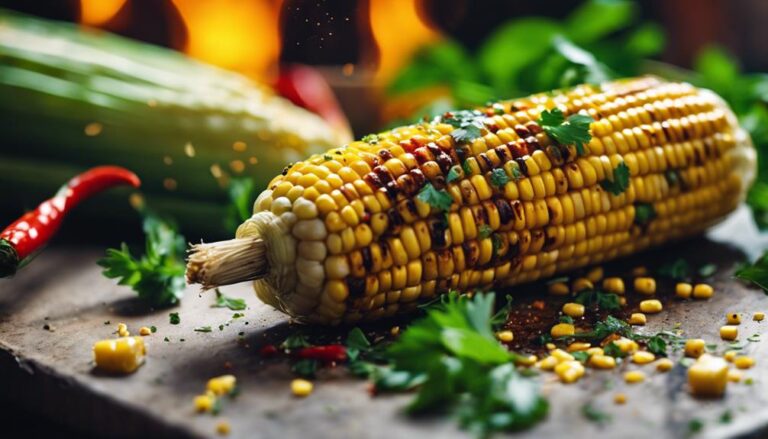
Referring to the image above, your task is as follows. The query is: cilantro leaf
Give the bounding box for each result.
[634,203,656,226]
[490,168,509,187]
[446,166,462,183]
[361,133,380,144]
[442,110,485,144]
[417,183,453,211]
[600,162,630,195]
[658,258,690,281]
[645,335,667,356]
[573,289,621,311]
[169,312,180,325]
[571,315,631,342]
[603,342,626,358]
[537,108,594,155]
[735,251,768,293]
[212,289,247,311]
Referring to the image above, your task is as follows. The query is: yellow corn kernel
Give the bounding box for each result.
[688,354,728,397]
[632,266,648,277]
[194,393,215,413]
[719,325,738,341]
[572,277,594,292]
[724,350,738,362]
[291,379,314,397]
[639,299,662,314]
[624,370,645,384]
[496,330,514,343]
[613,337,639,354]
[207,375,237,396]
[586,266,604,283]
[629,313,646,325]
[632,351,655,364]
[216,420,231,436]
[684,339,706,358]
[634,277,656,295]
[692,283,714,299]
[139,326,151,336]
[555,360,585,383]
[602,277,625,295]
[548,282,570,296]
[562,303,585,318]
[619,297,627,306]
[117,322,129,337]
[726,313,741,325]
[567,342,591,352]
[551,323,575,338]
[546,343,557,351]
[675,283,693,299]
[727,370,743,383]
[586,347,604,356]
[614,393,627,405]
[754,312,765,322]
[656,358,674,372]
[537,356,559,371]
[589,354,616,369]
[734,356,755,369]
[515,354,538,367]
[93,336,146,374]
[551,348,575,363]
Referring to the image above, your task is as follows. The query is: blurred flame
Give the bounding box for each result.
[369,0,440,82]
[171,0,283,80]
[79,0,127,26]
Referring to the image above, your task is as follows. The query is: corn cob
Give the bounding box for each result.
[188,77,756,325]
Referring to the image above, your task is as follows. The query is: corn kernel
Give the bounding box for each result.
[586,266,604,283]
[545,343,557,351]
[632,351,655,364]
[139,326,151,336]
[688,354,728,397]
[602,277,625,295]
[551,323,575,338]
[719,325,738,341]
[725,313,741,325]
[555,360,585,383]
[291,379,314,397]
[515,354,537,367]
[586,347,604,356]
[734,356,755,369]
[117,323,130,337]
[613,337,639,354]
[634,277,656,295]
[496,330,514,343]
[537,356,558,370]
[614,393,627,404]
[216,420,231,436]
[93,336,146,374]
[639,299,662,314]
[194,394,215,412]
[692,283,714,299]
[551,349,575,363]
[567,342,591,352]
[207,375,237,396]
[754,312,765,322]
[724,350,738,362]
[675,283,693,299]
[684,339,706,358]
[562,303,585,318]
[629,313,646,325]
[632,266,648,277]
[589,354,616,369]
[727,370,743,383]
[548,281,570,296]
[624,371,645,384]
[572,278,594,292]
[656,358,674,372]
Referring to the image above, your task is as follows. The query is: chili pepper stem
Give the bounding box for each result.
[0,239,19,278]
[186,237,267,290]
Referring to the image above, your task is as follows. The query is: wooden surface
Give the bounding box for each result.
[1,206,768,439]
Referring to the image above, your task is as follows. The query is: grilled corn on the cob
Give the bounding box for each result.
[188,77,755,325]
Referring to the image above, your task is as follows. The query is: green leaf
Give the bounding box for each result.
[212,289,247,311]
[658,258,690,281]
[698,263,717,278]
[735,251,768,293]
[281,333,311,350]
[565,0,635,45]
[537,108,594,155]
[694,46,739,96]
[361,133,380,144]
[625,23,665,57]
[225,177,255,233]
[560,315,574,324]
[169,312,180,325]
[417,183,453,212]
[479,224,493,240]
[634,203,656,226]
[292,359,318,378]
[194,326,212,333]
[442,110,485,144]
[646,336,668,357]
[573,289,621,311]
[490,168,509,187]
[572,351,590,363]
[603,342,626,358]
[446,166,461,183]
[600,162,630,195]
[388,41,477,96]
[552,36,612,85]
[581,402,612,424]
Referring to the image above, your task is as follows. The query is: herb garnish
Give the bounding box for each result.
[446,166,462,182]
[225,177,256,233]
[600,162,630,195]
[212,289,247,311]
[194,326,212,333]
[658,258,690,281]
[537,108,594,155]
[361,133,380,144]
[735,250,768,293]
[442,110,486,144]
[490,168,509,187]
[417,182,453,211]
[582,402,611,424]
[573,289,621,311]
[169,312,180,325]
[634,203,656,226]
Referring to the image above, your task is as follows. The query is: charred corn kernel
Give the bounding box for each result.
[632,351,655,364]
[515,354,538,367]
[551,348,575,363]
[693,283,714,299]
[291,379,313,397]
[496,330,514,343]
[726,313,741,325]
[207,375,237,396]
[727,370,743,383]
[555,360,585,383]
[632,266,648,277]
[685,339,706,358]
[614,393,627,404]
[754,312,765,322]
[216,420,231,436]
[724,350,738,362]
[572,277,593,292]
[551,323,575,338]
[688,354,728,397]
[734,356,755,369]
[194,393,215,412]
[634,277,656,295]
[537,356,559,371]
[587,347,604,356]
[589,354,616,369]
[93,336,146,374]
[613,337,639,354]
[139,326,151,336]
[586,266,604,283]
[675,283,693,299]
[602,277,625,295]
[639,299,662,314]
[629,313,647,325]
[624,370,645,384]
[117,323,129,337]
[567,342,591,352]
[548,282,570,296]
[562,303,585,318]
[719,325,738,341]
[656,358,674,372]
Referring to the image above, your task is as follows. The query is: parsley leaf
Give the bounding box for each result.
[658,258,690,281]
[99,211,186,308]
[417,183,453,211]
[479,224,493,239]
[537,108,594,155]
[735,250,768,293]
[212,289,247,311]
[490,168,509,187]
[603,342,626,358]
[169,312,180,325]
[442,110,485,144]
[573,289,621,311]
[600,162,630,195]
[634,203,656,226]
[446,166,462,183]
[361,133,380,144]
[571,315,631,342]
[645,336,667,357]
[292,359,318,378]
[281,333,311,350]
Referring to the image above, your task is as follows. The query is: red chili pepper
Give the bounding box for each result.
[0,166,140,277]
[295,344,347,362]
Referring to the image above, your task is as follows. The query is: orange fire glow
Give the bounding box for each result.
[79,0,127,26]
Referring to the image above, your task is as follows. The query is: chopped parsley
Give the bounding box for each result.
[603,342,626,358]
[417,183,453,211]
[600,162,630,195]
[735,250,768,293]
[150,325,157,333]
[479,224,493,239]
[446,166,462,183]
[212,289,247,311]
[361,133,380,144]
[292,359,318,378]
[582,402,611,424]
[572,351,590,363]
[658,258,690,281]
[634,203,656,226]
[194,326,212,333]
[559,315,574,324]
[281,333,311,350]
[169,312,180,325]
[537,108,594,156]
[442,110,486,144]
[490,168,509,187]
[573,289,621,311]
[570,316,631,342]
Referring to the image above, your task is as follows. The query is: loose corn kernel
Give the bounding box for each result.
[551,349,575,363]
[724,350,738,362]
[117,323,130,337]
[194,393,215,412]
[629,313,646,325]
[390,326,400,336]
[632,351,655,364]
[545,343,557,351]
[586,266,604,283]
[624,371,645,384]
[537,356,558,371]
[634,277,656,295]
[291,379,314,397]
[551,323,575,338]
[688,354,728,397]
[675,283,693,299]
[685,339,706,358]
[726,313,741,325]
[719,325,738,341]
[586,347,604,356]
[656,358,674,372]
[754,312,765,322]
[602,277,625,295]
[727,370,743,383]
[548,281,570,296]
[515,354,537,367]
[734,356,755,369]
[555,360,585,383]
[496,330,514,343]
[614,393,627,404]
[216,420,231,436]
[692,283,714,299]
[207,375,237,396]
[632,266,648,277]
[562,303,585,318]
[619,297,627,306]
[567,342,591,352]
[93,336,146,374]
[589,354,616,369]
[639,299,662,314]
[139,326,151,336]
[613,337,639,354]
[572,278,594,292]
